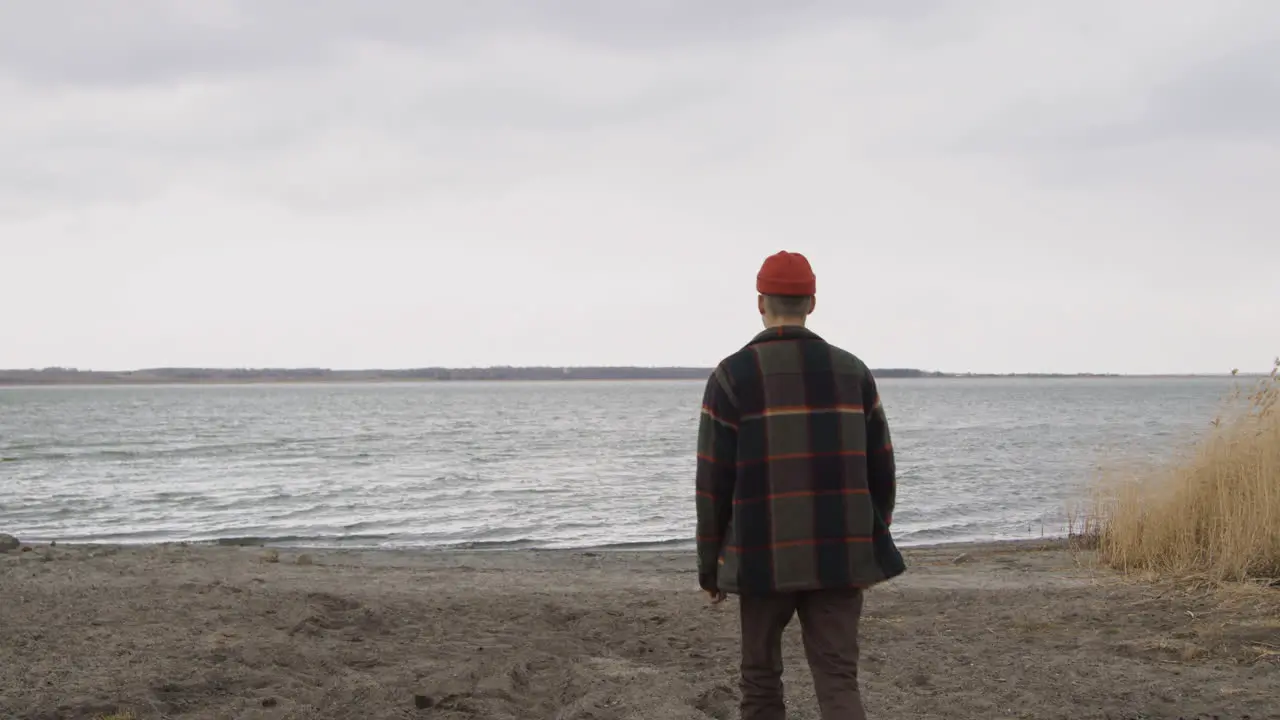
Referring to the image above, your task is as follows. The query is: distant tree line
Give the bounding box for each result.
[0,366,946,385]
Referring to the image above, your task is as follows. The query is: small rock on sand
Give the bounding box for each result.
[295,554,314,566]
[0,534,19,553]
[260,549,280,564]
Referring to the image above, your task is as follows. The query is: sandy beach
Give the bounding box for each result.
[1,540,1277,720]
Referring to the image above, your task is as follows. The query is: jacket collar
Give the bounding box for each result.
[747,325,822,347]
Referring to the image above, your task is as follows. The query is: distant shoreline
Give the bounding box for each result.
[1,366,938,386]
[0,366,1243,387]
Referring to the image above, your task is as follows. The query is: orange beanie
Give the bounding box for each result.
[756,251,816,296]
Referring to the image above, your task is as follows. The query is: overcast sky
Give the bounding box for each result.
[2,1,1277,374]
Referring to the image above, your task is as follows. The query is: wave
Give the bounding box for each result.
[183,534,697,551]
[423,536,695,551]
[579,537,694,551]
[206,533,396,547]
[14,524,1058,551]
[0,434,394,463]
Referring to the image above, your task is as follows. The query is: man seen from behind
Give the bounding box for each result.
[695,251,905,720]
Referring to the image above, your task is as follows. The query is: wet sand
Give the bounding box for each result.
[2,540,1277,719]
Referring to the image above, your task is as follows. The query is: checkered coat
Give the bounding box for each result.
[695,326,905,595]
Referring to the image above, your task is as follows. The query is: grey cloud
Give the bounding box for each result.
[0,2,334,86]
[1143,40,1280,140]
[951,34,1280,160]
[0,54,728,216]
[1052,39,1280,150]
[0,0,943,86]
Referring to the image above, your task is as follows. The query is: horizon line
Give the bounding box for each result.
[0,365,1255,380]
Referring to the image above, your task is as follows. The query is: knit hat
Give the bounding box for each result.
[756,251,816,296]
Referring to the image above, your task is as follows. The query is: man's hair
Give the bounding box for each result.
[762,294,813,317]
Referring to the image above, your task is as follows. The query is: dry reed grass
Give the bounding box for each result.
[1079,358,1280,582]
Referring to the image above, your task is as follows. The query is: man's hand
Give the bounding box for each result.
[699,570,726,603]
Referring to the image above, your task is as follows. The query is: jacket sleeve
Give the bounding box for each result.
[695,367,738,591]
[863,372,896,530]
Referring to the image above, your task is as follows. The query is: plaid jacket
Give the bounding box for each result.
[695,326,905,595]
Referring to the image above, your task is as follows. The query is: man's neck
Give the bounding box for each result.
[763,317,807,329]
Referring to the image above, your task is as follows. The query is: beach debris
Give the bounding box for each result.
[952,552,972,565]
[296,554,314,566]
[413,694,435,709]
[260,697,278,708]
[0,534,19,553]
[260,549,280,564]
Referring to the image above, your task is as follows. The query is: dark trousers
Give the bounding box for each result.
[738,588,867,720]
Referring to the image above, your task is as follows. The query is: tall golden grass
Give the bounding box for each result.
[1081,359,1280,582]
